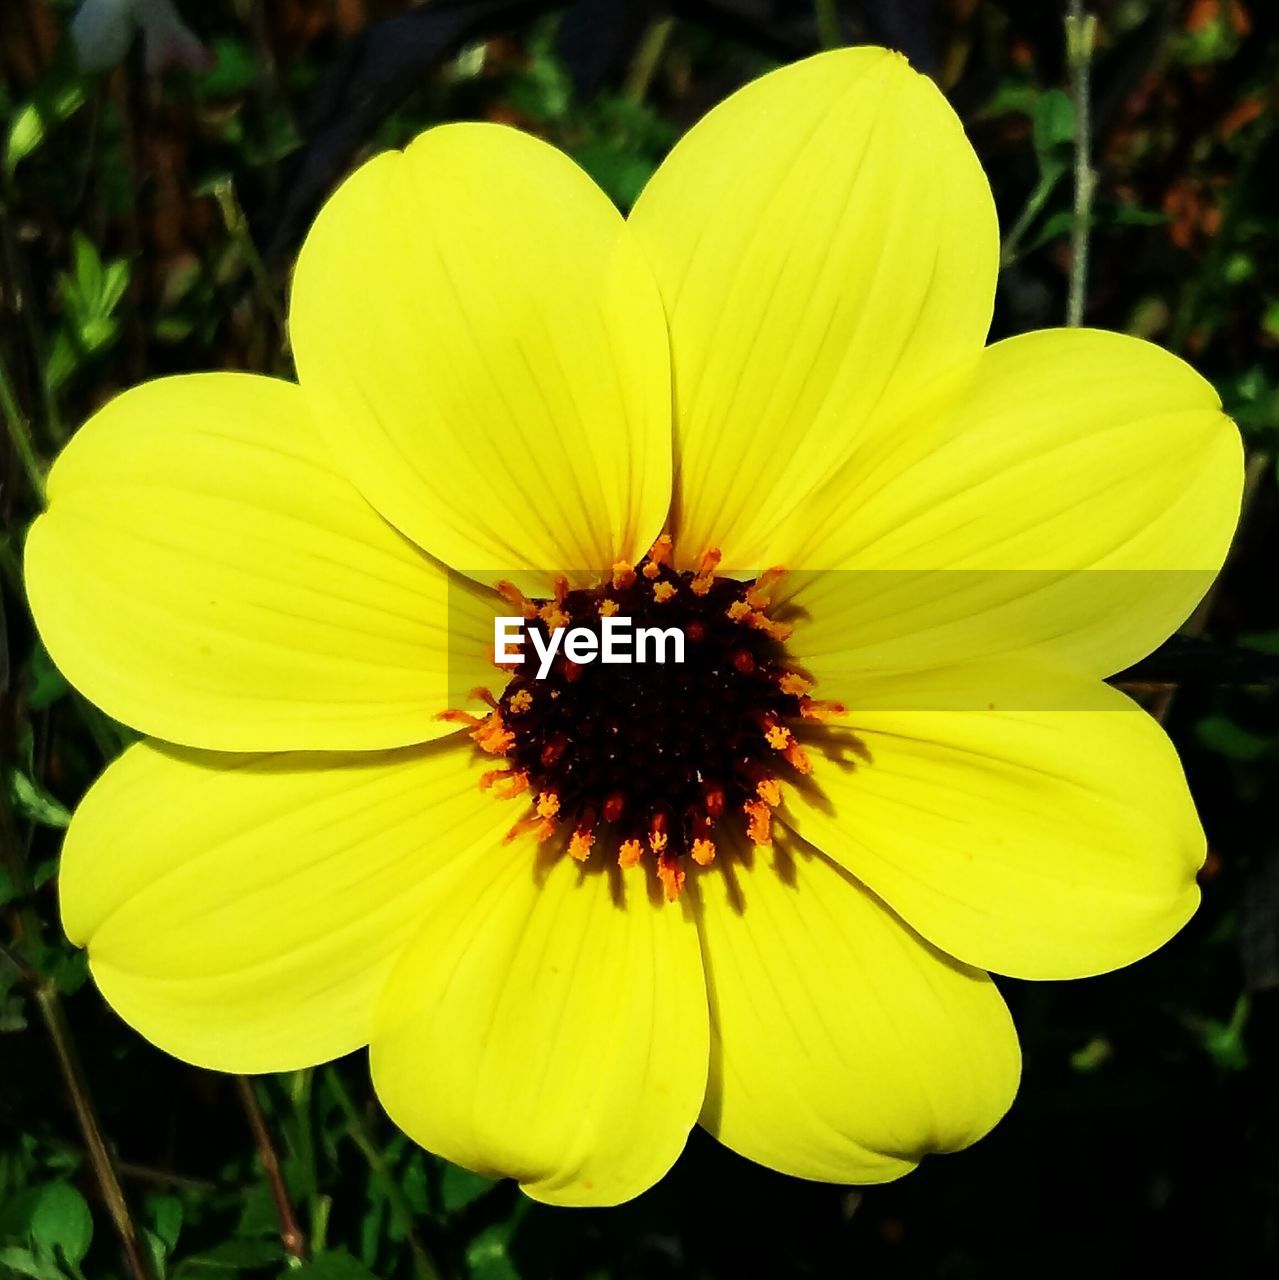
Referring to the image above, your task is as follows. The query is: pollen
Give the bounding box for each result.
[475,540,825,900]
[657,856,685,902]
[743,799,773,846]
[569,828,595,862]
[618,838,644,869]
[755,776,782,807]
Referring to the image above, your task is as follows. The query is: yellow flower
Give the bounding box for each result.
[25,48,1242,1206]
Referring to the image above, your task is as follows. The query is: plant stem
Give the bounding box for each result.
[35,985,157,1279]
[235,1076,307,1264]
[327,1070,443,1280]
[1,783,153,1279]
[213,179,289,361]
[625,18,676,105]
[0,352,47,506]
[1000,166,1066,267]
[814,0,842,50]
[1065,1,1097,326]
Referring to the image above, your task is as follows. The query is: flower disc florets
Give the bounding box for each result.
[452,537,847,900]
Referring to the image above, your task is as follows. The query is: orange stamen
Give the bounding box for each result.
[611,562,636,590]
[799,698,848,721]
[436,708,483,728]
[508,688,533,714]
[599,598,619,617]
[726,600,752,623]
[495,580,538,619]
[749,565,787,601]
[657,855,686,902]
[743,799,773,846]
[784,741,813,775]
[755,776,782,807]
[569,828,595,862]
[504,815,556,845]
[535,790,561,820]
[618,838,644,869]
[480,768,531,799]
[539,602,569,630]
[748,611,793,642]
[471,711,515,755]
[691,838,716,866]
[647,533,674,567]
[779,672,812,697]
[653,581,676,603]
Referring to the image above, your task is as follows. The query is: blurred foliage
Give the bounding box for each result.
[1,1,1278,1277]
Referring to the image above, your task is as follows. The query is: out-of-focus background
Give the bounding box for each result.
[1,1,1277,1276]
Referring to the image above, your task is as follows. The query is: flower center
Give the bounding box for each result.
[446,537,845,901]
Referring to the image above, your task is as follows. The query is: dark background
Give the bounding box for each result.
[2,2,1277,1277]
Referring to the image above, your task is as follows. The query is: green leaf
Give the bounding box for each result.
[288,1250,379,1279]
[174,1238,286,1275]
[27,642,69,711]
[30,1182,93,1269]
[0,1245,67,1280]
[5,83,87,173]
[197,38,259,98]
[0,865,17,909]
[150,1197,183,1252]
[1195,715,1272,763]
[1200,995,1250,1072]
[466,1222,521,1280]
[7,769,72,829]
[1032,88,1074,174]
[440,1162,498,1213]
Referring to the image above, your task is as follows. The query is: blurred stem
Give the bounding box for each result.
[0,792,154,1280]
[1000,165,1065,267]
[1065,1,1097,327]
[214,179,289,362]
[625,18,675,105]
[235,1076,307,1265]
[327,1070,443,1280]
[814,0,841,49]
[0,352,47,506]
[0,186,64,444]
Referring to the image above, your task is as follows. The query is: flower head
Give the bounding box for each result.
[26,48,1242,1205]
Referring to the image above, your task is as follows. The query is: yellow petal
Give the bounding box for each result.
[694,833,1019,1183]
[371,855,707,1206]
[61,738,510,1073]
[629,47,996,570]
[290,123,671,585]
[25,374,499,752]
[782,670,1204,980]
[783,328,1243,681]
